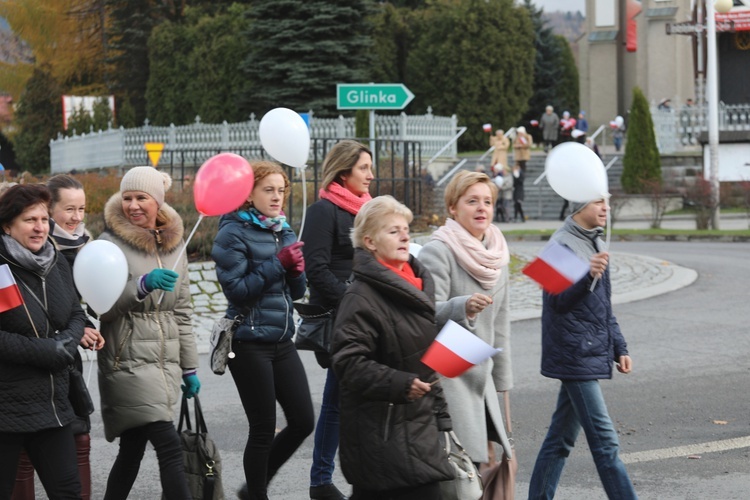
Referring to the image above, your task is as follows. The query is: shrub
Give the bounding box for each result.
[621,87,662,194]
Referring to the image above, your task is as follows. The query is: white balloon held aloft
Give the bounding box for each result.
[545,142,609,203]
[74,240,129,315]
[615,115,624,127]
[259,108,310,169]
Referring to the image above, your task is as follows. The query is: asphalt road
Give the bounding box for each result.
[81,241,750,500]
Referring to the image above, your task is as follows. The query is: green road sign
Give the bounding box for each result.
[337,83,415,110]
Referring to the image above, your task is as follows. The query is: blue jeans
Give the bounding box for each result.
[310,368,340,487]
[528,380,637,500]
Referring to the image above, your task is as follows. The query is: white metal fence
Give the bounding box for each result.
[50,109,459,173]
[651,103,750,154]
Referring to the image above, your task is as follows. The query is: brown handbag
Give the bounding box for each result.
[479,391,518,500]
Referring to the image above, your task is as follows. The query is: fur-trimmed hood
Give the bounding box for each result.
[103,193,184,254]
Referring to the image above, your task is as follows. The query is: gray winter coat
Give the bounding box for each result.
[97,194,199,442]
[418,239,514,462]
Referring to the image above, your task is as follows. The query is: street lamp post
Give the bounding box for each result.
[706,0,721,229]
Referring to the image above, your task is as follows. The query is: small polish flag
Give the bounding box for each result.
[483,123,492,132]
[0,264,24,312]
[421,320,501,378]
[522,240,590,294]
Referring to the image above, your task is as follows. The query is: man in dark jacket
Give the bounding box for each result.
[528,199,637,500]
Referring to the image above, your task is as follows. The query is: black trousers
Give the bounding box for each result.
[103,421,190,500]
[0,425,81,500]
[230,339,314,500]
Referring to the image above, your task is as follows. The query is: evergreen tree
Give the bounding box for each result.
[117,97,137,128]
[621,86,661,194]
[92,96,114,130]
[186,4,251,123]
[106,0,178,124]
[146,20,195,126]
[14,66,63,174]
[369,3,418,84]
[67,103,94,135]
[555,35,579,115]
[407,0,535,150]
[238,0,372,116]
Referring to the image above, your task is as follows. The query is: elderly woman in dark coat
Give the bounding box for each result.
[331,195,454,500]
[0,184,86,499]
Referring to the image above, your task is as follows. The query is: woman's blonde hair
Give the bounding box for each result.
[321,140,373,190]
[443,170,498,216]
[240,160,290,211]
[351,195,413,249]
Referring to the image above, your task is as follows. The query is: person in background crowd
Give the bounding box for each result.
[419,171,514,469]
[97,167,199,500]
[539,105,560,153]
[575,111,589,144]
[528,198,637,500]
[301,140,374,500]
[0,184,86,499]
[559,111,576,143]
[512,164,526,223]
[12,175,106,500]
[490,129,510,173]
[212,161,314,500]
[492,165,509,223]
[612,118,626,152]
[332,195,454,500]
[513,126,531,172]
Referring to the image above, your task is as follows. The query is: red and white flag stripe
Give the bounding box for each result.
[421,320,501,378]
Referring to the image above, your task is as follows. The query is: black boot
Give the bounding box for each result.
[310,483,348,500]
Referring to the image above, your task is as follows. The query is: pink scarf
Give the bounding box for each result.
[431,218,510,290]
[319,182,372,215]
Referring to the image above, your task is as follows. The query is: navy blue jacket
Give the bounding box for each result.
[540,233,628,381]
[211,211,306,343]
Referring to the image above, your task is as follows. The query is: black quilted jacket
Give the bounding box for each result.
[0,239,86,433]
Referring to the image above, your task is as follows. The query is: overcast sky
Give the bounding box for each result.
[533,0,586,14]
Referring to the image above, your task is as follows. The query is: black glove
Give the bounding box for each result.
[45,337,76,371]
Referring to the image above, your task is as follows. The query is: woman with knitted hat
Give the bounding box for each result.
[299,139,374,500]
[419,171,515,470]
[96,166,199,500]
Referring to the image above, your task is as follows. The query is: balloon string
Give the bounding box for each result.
[297,167,308,242]
[157,213,205,305]
[589,209,612,292]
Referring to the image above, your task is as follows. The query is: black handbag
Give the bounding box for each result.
[293,303,334,353]
[167,395,224,500]
[68,366,95,417]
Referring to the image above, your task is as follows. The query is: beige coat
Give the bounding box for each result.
[97,194,198,441]
[490,134,510,170]
[513,131,532,162]
[418,239,513,463]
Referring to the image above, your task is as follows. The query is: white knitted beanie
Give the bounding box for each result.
[120,167,172,207]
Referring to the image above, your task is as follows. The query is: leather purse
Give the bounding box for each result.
[209,314,243,375]
[440,430,484,500]
[293,303,334,353]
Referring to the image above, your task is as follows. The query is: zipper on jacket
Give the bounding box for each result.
[154,253,172,408]
[42,277,62,425]
[383,403,394,441]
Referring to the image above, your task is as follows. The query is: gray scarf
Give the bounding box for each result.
[552,217,604,261]
[2,234,56,276]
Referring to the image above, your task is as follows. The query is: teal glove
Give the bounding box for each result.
[181,374,201,399]
[144,268,179,292]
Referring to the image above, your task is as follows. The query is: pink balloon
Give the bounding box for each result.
[194,153,254,216]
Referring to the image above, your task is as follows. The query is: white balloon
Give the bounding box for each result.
[74,240,128,315]
[259,108,311,169]
[409,243,423,258]
[545,142,609,203]
[715,0,733,14]
[615,115,624,127]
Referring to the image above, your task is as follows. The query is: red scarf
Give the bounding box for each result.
[379,260,423,291]
[319,182,372,215]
